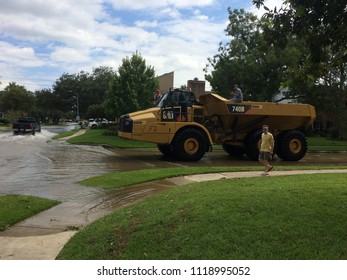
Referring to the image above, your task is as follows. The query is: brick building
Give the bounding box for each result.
[187,78,206,100]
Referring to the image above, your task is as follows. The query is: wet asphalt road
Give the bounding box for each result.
[0,126,346,237]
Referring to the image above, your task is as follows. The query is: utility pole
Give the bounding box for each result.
[70,89,80,122]
[76,91,80,122]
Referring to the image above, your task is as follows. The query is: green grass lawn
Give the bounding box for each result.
[0,195,60,231]
[308,137,347,151]
[79,165,347,190]
[57,173,347,260]
[79,166,262,189]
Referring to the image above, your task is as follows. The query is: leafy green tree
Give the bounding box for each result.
[35,89,63,124]
[205,9,302,101]
[253,0,347,138]
[252,0,346,64]
[52,73,79,116]
[0,83,36,114]
[86,104,106,119]
[104,52,158,117]
[90,66,115,103]
[51,67,115,120]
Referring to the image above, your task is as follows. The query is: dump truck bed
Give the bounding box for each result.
[199,93,316,132]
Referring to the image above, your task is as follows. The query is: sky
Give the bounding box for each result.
[0,0,284,91]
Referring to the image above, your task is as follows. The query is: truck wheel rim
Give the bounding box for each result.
[184,138,199,155]
[289,139,302,153]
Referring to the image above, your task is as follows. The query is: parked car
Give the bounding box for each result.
[88,118,109,128]
[12,117,41,135]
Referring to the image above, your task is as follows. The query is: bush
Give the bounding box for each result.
[102,125,118,136]
[0,118,10,125]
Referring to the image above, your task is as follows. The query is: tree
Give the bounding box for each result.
[90,66,115,102]
[253,0,346,64]
[205,9,303,101]
[86,104,106,119]
[104,52,159,118]
[253,0,347,138]
[35,89,63,124]
[52,67,115,120]
[52,73,80,117]
[0,83,36,114]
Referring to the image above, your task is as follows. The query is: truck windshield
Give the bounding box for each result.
[17,118,34,123]
[157,91,197,108]
[157,92,168,108]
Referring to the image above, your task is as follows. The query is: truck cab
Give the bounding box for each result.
[157,89,204,123]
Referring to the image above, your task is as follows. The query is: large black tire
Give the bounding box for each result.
[172,127,208,161]
[222,144,245,156]
[245,129,262,161]
[276,130,307,161]
[157,144,173,157]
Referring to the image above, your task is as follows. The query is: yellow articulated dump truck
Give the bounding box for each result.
[118,89,316,162]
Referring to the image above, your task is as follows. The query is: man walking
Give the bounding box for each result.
[259,125,274,176]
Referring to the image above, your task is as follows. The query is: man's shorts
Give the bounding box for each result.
[259,151,271,161]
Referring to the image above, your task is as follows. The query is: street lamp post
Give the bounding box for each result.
[76,91,80,122]
[69,89,80,123]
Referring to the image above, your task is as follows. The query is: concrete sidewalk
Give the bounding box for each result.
[0,231,77,260]
[57,128,86,141]
[1,169,346,260]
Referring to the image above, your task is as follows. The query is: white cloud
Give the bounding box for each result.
[135,20,159,28]
[50,47,90,63]
[0,41,45,67]
[0,0,227,91]
[106,0,216,10]
[157,7,182,19]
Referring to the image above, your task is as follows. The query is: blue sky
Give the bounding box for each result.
[0,0,283,91]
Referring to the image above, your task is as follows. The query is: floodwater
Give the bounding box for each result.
[0,125,120,235]
[0,126,346,236]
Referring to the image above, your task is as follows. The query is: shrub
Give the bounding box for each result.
[0,118,10,125]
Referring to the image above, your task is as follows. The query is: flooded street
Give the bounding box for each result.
[0,126,119,235]
[0,126,218,236]
[1,126,347,237]
[0,126,117,196]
